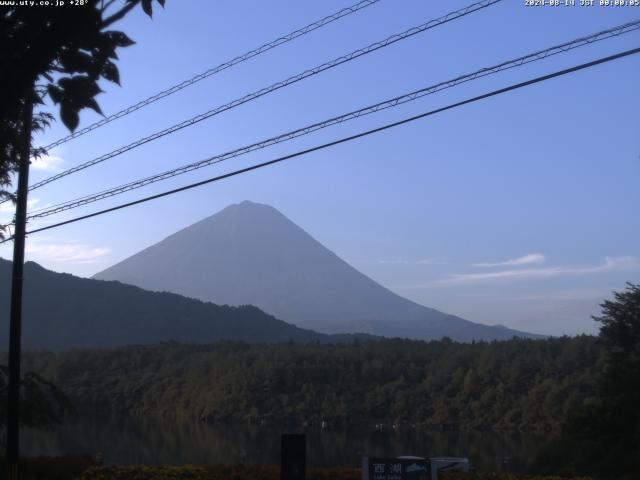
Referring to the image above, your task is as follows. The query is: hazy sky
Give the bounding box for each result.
[1,0,638,336]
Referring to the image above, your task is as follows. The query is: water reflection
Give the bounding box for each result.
[22,415,551,473]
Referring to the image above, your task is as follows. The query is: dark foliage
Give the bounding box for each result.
[534,283,640,478]
[595,283,640,428]
[0,0,164,235]
[16,336,600,432]
[0,365,73,432]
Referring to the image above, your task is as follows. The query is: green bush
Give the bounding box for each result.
[79,465,213,480]
[78,465,599,480]
[441,474,593,480]
[79,464,359,480]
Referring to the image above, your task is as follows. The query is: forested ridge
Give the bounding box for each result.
[16,336,600,431]
[0,259,368,350]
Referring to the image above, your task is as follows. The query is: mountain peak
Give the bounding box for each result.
[225,200,276,212]
[199,200,291,228]
[95,202,540,341]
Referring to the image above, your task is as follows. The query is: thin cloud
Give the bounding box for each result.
[25,240,110,263]
[378,257,447,265]
[473,253,546,268]
[506,288,612,302]
[30,153,64,172]
[0,198,40,214]
[434,256,640,286]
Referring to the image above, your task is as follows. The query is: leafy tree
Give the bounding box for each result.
[592,283,640,469]
[535,284,640,477]
[0,365,74,439]
[0,0,165,234]
[595,282,640,417]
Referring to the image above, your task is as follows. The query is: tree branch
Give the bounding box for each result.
[102,1,138,28]
[100,0,118,15]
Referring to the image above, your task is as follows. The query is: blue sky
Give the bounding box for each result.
[1,0,639,335]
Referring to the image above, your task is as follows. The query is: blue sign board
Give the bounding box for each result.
[362,457,430,480]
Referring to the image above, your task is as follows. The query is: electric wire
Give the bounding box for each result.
[39,0,383,151]
[26,20,640,220]
[26,0,502,194]
[1,46,635,244]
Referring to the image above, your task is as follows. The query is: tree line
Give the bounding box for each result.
[16,335,600,432]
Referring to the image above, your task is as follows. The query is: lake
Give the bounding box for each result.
[22,415,552,473]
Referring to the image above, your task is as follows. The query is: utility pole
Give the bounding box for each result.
[6,93,34,480]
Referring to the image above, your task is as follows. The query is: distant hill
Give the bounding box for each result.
[95,201,540,341]
[0,259,363,351]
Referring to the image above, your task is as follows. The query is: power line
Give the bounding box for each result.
[26,20,640,220]
[39,0,383,151]
[3,46,636,243]
[26,0,502,193]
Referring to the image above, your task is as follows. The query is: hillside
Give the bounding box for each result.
[0,259,362,351]
[94,201,540,341]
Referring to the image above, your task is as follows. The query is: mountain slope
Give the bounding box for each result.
[0,259,360,351]
[94,201,539,341]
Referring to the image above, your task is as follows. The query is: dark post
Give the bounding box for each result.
[280,433,306,480]
[6,94,34,480]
